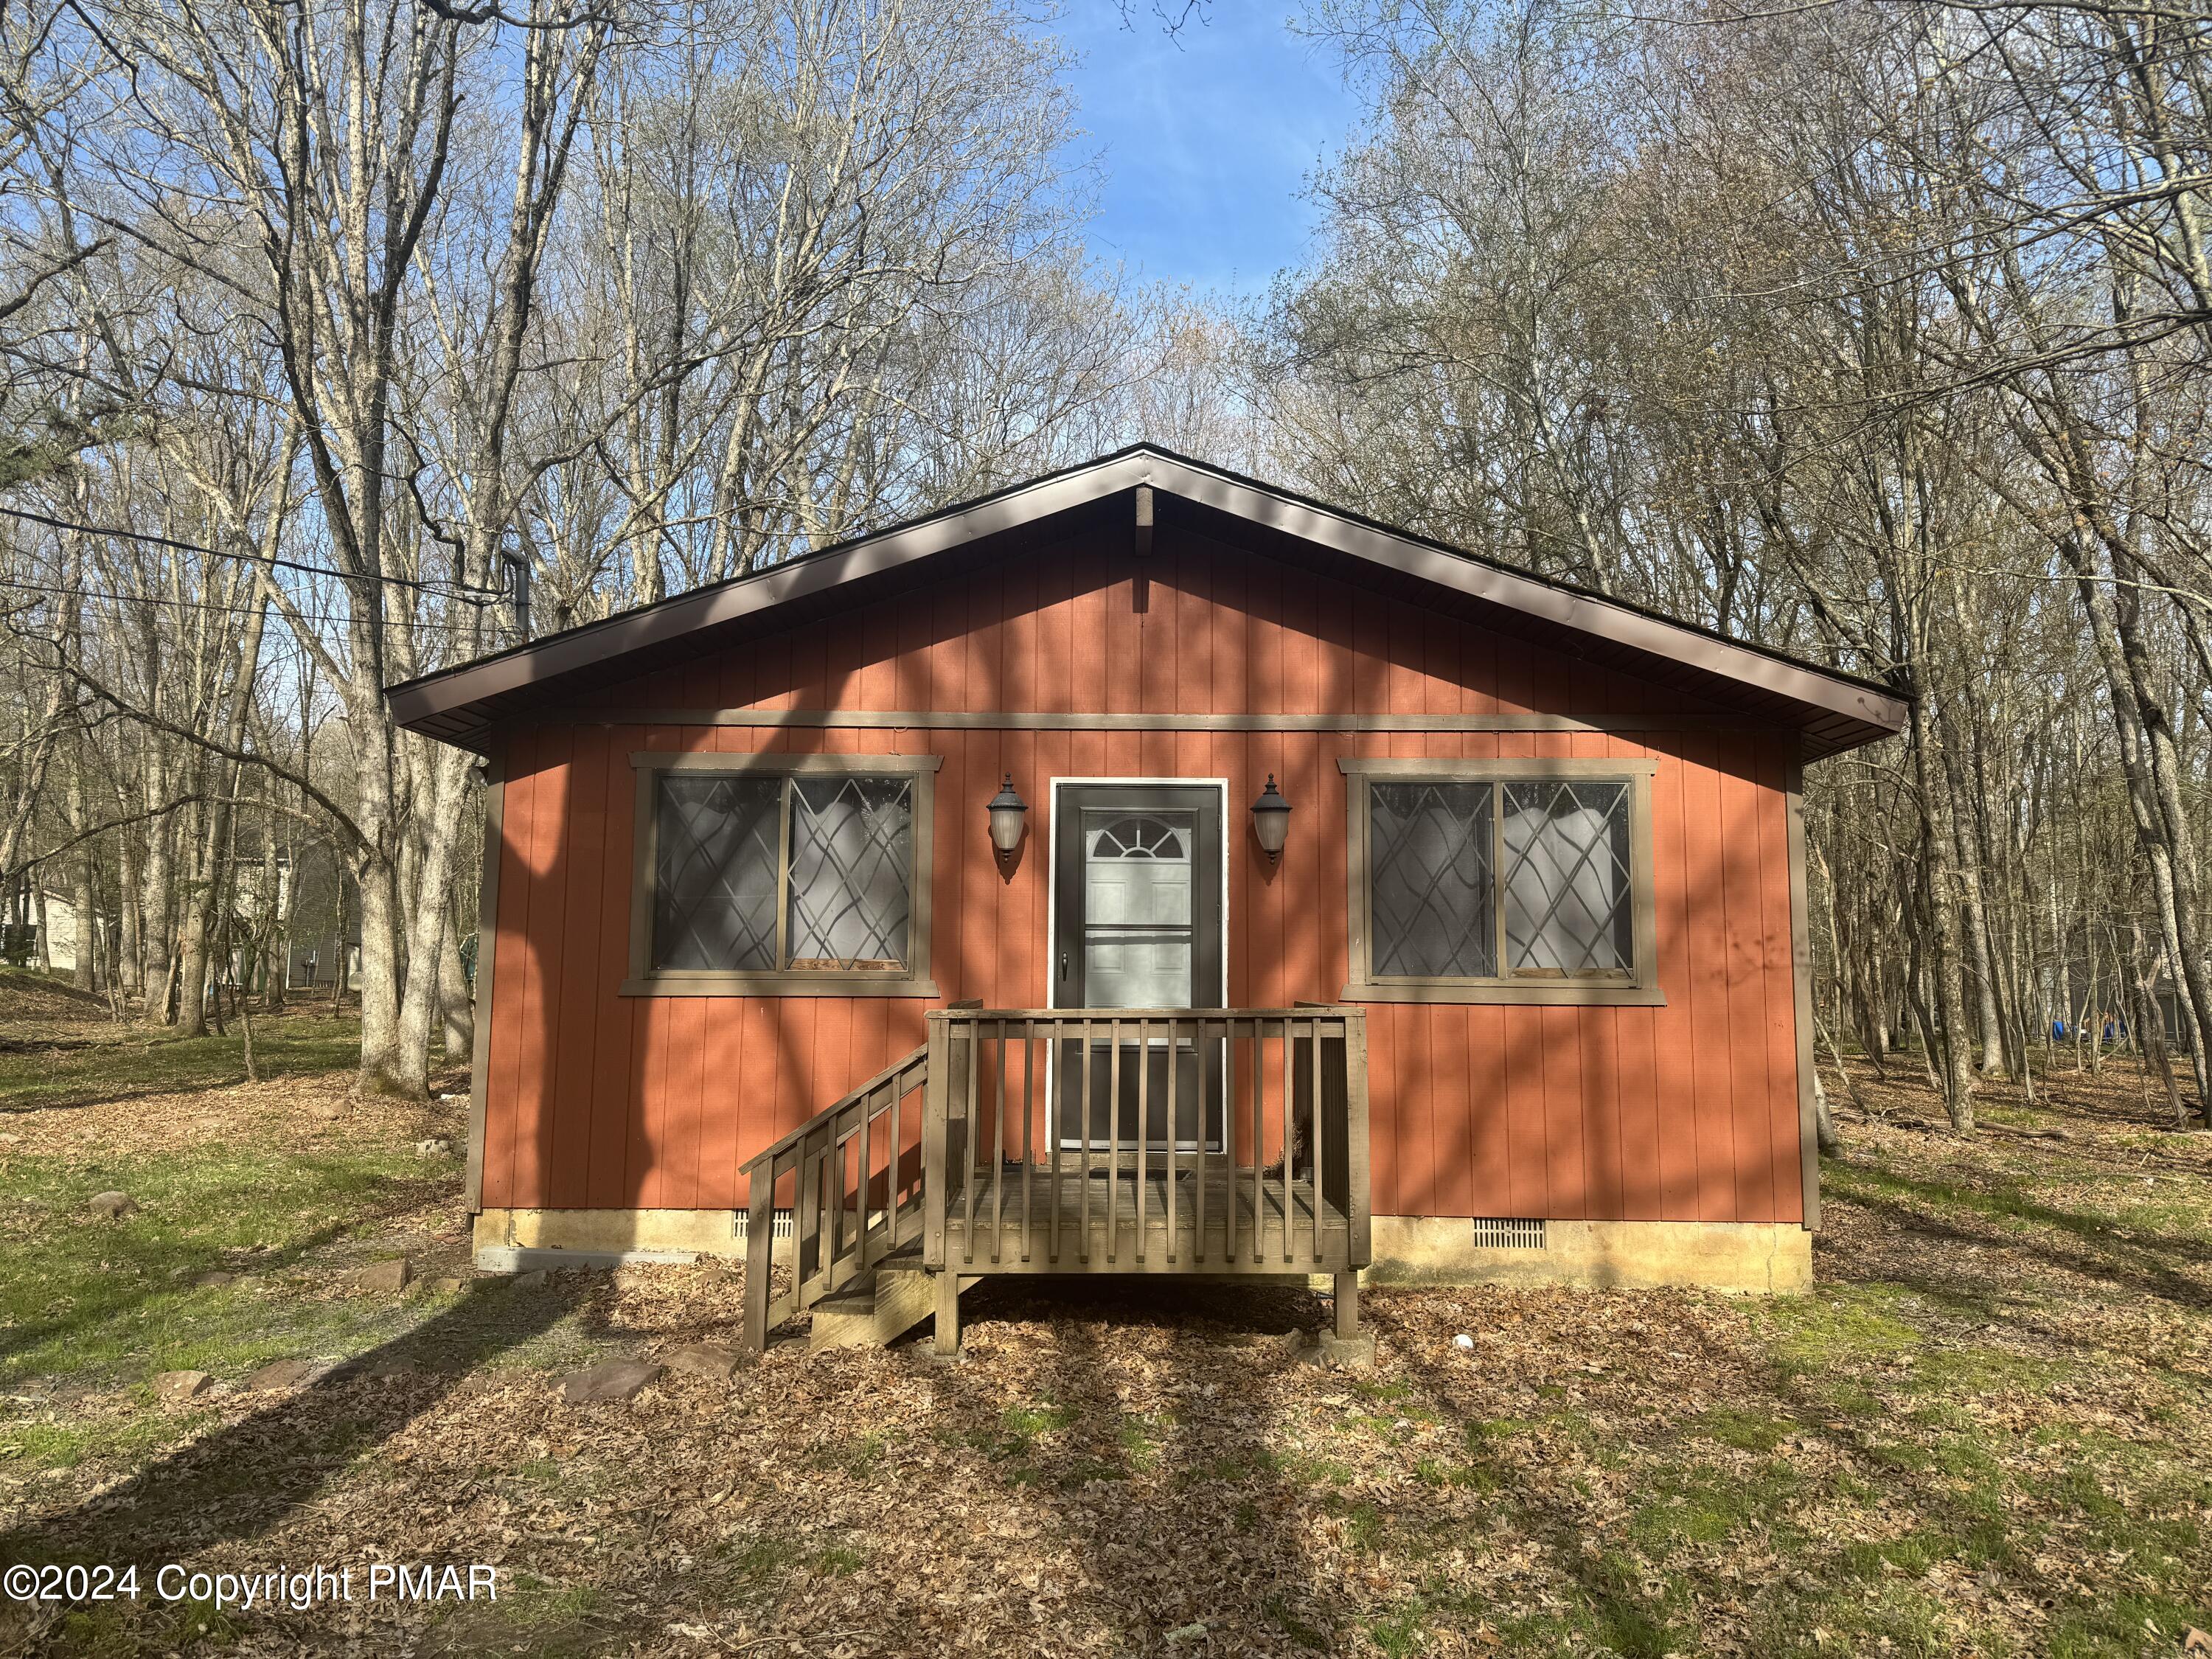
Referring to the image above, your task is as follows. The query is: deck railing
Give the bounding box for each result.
[738,1005,1371,1351]
[923,1006,1371,1275]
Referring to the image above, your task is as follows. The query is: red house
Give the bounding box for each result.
[389,447,1904,1352]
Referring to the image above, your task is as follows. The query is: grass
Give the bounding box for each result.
[1,1037,2208,1656]
[0,1135,450,1394]
[0,1013,361,1113]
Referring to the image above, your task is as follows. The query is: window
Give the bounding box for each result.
[626,754,939,995]
[1340,757,1660,1006]
[1369,782,1496,978]
[1501,781,1633,976]
[654,775,780,971]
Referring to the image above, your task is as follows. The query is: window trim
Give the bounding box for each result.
[1338,756,1663,1006]
[623,751,941,998]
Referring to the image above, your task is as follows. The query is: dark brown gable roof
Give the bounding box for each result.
[386,444,1907,759]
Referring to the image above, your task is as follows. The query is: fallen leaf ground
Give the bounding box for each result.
[1,1016,2208,1657]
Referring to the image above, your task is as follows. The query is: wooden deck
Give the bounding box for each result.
[740,1007,1371,1351]
[942,1164,1353,1273]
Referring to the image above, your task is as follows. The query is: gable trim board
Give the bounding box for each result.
[543,709,1794,734]
[388,445,1905,760]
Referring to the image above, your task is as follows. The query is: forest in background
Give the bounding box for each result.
[0,0,2205,1137]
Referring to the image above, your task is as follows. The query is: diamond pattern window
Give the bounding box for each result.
[648,771,915,976]
[1501,781,1632,975]
[787,778,912,970]
[1353,765,1650,996]
[653,776,780,971]
[1368,783,1496,978]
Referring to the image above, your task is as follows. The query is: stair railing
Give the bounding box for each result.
[738,1041,933,1352]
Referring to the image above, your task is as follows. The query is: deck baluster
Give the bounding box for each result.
[1279,1021,1293,1265]
[888,1077,902,1246]
[1047,1022,1062,1264]
[858,1088,872,1257]
[1222,1020,1237,1263]
[1020,1031,1034,1265]
[1193,1016,1208,1264]
[1135,1018,1150,1265]
[1310,1017,1325,1265]
[961,1020,980,1267]
[1251,1020,1264,1263]
[1166,1018,1182,1262]
[1079,1018,1093,1264]
[1106,1021,1122,1265]
[991,1020,1007,1265]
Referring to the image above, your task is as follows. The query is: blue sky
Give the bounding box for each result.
[1047,5,1360,297]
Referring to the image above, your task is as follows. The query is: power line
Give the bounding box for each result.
[0,502,505,599]
[0,570,497,633]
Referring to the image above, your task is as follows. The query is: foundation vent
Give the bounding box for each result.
[731,1209,796,1242]
[1471,1217,1548,1251]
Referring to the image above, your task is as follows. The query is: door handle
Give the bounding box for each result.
[1059,952,1068,981]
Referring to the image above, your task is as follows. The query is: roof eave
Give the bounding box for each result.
[385,445,1907,757]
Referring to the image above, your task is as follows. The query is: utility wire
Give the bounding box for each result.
[0,570,495,632]
[0,502,507,599]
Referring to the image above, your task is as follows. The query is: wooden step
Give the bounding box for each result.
[808,1254,974,1353]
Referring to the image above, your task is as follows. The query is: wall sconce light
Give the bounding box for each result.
[987,773,1028,855]
[1251,773,1291,861]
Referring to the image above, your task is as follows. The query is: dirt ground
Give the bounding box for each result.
[1,1042,2208,1657]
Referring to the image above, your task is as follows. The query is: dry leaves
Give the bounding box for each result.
[0,1056,2205,1656]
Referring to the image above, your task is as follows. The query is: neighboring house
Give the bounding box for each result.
[389,447,1905,1352]
[285,936,363,992]
[2045,961,2197,1056]
[276,843,361,990]
[26,888,102,975]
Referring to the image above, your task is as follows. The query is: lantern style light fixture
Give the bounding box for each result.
[1250,773,1292,860]
[987,773,1028,855]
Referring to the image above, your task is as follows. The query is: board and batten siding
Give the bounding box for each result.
[476,526,1809,1227]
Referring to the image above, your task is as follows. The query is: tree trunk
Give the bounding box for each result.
[261,818,285,1013]
[393,745,471,1095]
[2128,927,2185,1127]
[1907,698,1978,1130]
[439,907,473,1061]
[347,687,411,1096]
[116,824,142,1001]
[2063,538,2212,1112]
[174,810,216,1037]
[67,764,97,992]
[138,793,174,1023]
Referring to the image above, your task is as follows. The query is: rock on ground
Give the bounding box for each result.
[662,1343,740,1380]
[355,1257,411,1293]
[512,1269,549,1290]
[560,1358,664,1405]
[240,1358,324,1391]
[150,1370,210,1402]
